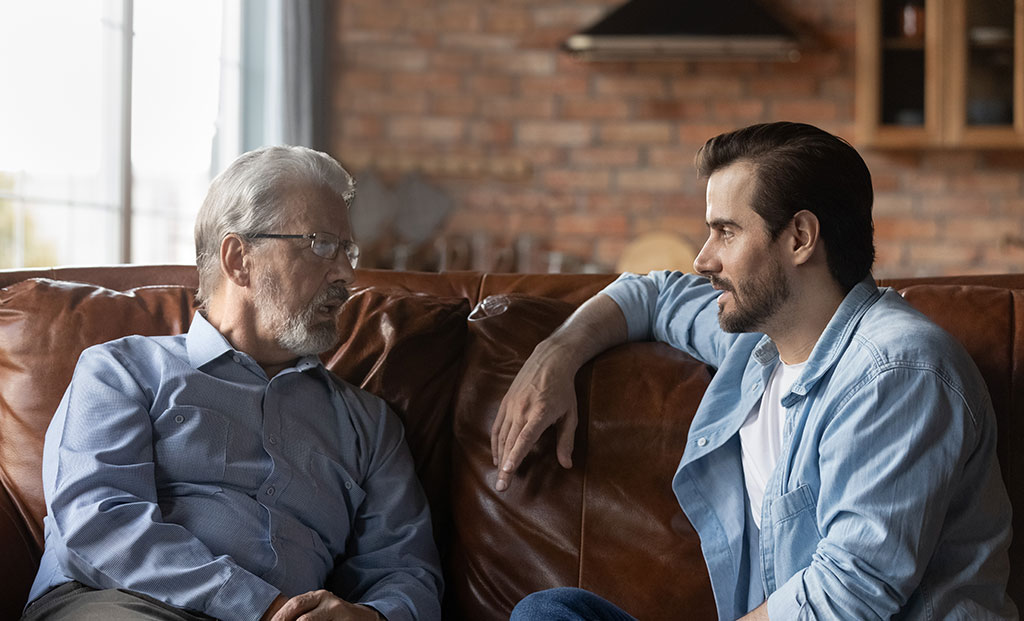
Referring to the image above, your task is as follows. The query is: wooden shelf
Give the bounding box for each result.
[856,0,1024,148]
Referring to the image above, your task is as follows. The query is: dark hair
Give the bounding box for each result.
[694,122,874,291]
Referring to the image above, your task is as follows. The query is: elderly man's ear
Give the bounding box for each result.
[220,233,252,288]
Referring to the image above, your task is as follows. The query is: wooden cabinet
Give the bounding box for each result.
[856,0,1024,148]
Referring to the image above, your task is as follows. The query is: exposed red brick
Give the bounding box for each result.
[594,75,668,98]
[771,99,840,122]
[469,120,514,145]
[390,72,462,94]
[388,117,465,142]
[532,6,607,28]
[616,169,686,193]
[649,147,697,168]
[518,121,592,146]
[480,96,556,119]
[483,7,531,34]
[950,172,1022,195]
[708,99,766,121]
[467,75,514,96]
[943,217,1024,242]
[874,217,939,240]
[908,243,980,266]
[749,76,817,97]
[669,76,745,98]
[543,170,611,192]
[433,96,479,117]
[519,75,589,96]
[571,147,642,167]
[330,0,1024,277]
[599,122,674,144]
[872,194,915,215]
[634,100,709,121]
[561,98,632,120]
[554,213,629,236]
[480,50,557,75]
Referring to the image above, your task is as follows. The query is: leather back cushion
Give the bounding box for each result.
[449,294,716,621]
[897,284,1024,602]
[0,278,468,556]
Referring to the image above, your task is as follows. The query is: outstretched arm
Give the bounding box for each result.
[490,293,628,492]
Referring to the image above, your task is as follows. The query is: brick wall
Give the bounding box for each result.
[328,0,1024,277]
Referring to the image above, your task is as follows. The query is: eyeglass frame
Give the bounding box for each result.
[241,231,360,268]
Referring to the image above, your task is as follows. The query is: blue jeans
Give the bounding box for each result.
[511,587,638,621]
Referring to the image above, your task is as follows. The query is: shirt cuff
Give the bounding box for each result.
[207,567,280,621]
[361,599,409,621]
[766,570,807,619]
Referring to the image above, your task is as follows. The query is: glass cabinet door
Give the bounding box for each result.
[880,0,928,127]
[858,0,1024,147]
[964,0,1014,128]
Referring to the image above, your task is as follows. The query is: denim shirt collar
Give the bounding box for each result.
[752,276,882,406]
[185,311,324,377]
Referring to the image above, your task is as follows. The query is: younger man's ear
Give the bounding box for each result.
[789,209,821,266]
[220,233,252,287]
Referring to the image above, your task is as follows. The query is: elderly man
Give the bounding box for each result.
[493,123,1016,620]
[22,146,442,621]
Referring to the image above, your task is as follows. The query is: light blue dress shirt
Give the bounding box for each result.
[28,312,442,621]
[603,271,1016,620]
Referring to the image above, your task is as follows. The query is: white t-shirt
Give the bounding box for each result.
[739,359,806,529]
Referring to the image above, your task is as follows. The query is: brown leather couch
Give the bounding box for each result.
[0,265,1020,620]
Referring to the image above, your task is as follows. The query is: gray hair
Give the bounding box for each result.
[193,145,356,308]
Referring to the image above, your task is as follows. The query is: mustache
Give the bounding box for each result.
[311,284,350,308]
[707,275,734,293]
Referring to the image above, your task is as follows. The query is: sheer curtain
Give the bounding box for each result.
[243,0,329,151]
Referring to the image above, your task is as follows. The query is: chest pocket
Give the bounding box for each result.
[152,406,230,486]
[768,483,821,583]
[306,451,367,555]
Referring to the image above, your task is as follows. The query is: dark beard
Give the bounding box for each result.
[712,259,789,333]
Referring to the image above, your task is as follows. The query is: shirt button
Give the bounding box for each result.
[266,486,275,496]
[271,535,277,544]
[344,481,352,490]
[232,354,241,363]
[268,435,277,445]
[174,414,184,424]
[697,437,708,447]
[751,383,760,393]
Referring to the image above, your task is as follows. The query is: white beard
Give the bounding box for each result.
[253,270,347,356]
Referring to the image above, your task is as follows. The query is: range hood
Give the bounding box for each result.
[563,0,803,61]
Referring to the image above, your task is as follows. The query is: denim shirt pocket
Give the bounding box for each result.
[769,484,821,583]
[151,406,230,487]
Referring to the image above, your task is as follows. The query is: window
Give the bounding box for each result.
[0,0,242,268]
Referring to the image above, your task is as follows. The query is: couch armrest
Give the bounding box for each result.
[0,483,41,620]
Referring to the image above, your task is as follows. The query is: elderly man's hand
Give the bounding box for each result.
[490,339,579,492]
[264,590,384,621]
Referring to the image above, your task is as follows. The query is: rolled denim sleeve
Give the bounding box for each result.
[600,270,737,367]
[327,392,443,621]
[43,346,280,621]
[766,366,1009,619]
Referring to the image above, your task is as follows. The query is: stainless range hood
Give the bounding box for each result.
[563,0,803,61]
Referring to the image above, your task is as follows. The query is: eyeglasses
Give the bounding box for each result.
[244,231,360,268]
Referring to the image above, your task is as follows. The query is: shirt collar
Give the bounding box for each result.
[752,275,882,398]
[185,311,327,376]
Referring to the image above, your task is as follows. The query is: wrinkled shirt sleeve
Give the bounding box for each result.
[766,367,1004,620]
[327,392,443,621]
[600,270,737,367]
[42,346,280,621]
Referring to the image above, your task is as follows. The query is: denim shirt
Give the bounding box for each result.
[29,312,443,621]
[603,271,1016,620]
